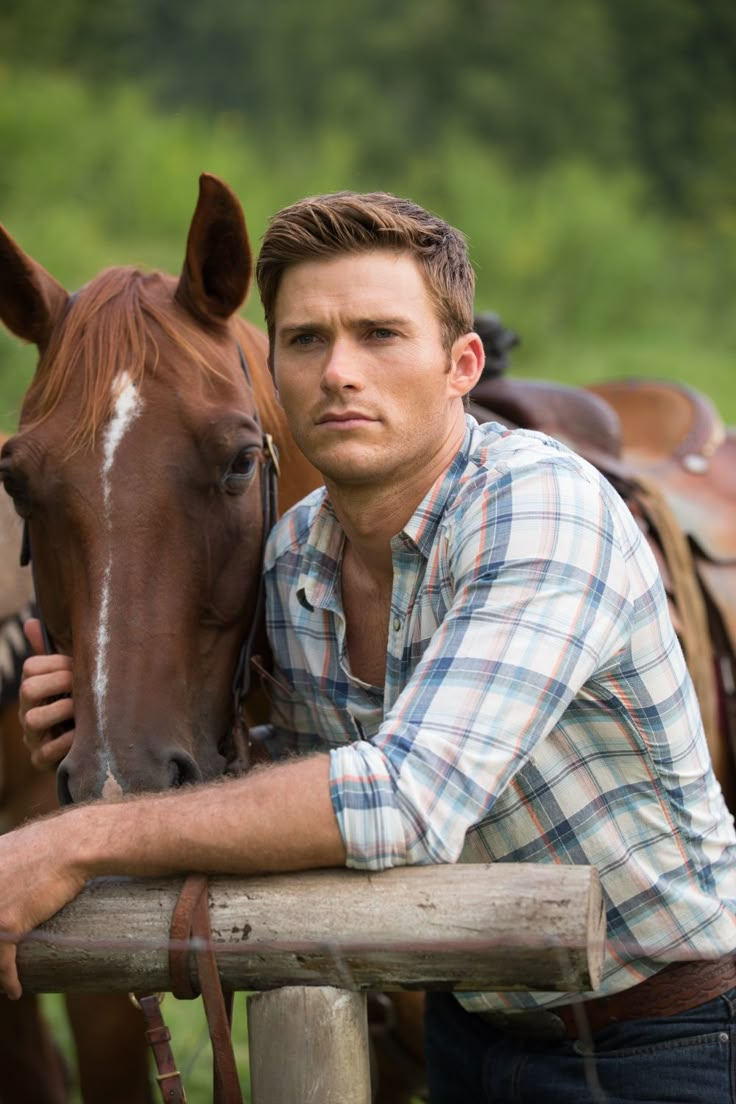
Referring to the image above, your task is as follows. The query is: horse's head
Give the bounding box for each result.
[0,175,314,804]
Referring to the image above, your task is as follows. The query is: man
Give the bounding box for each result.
[7,192,736,1103]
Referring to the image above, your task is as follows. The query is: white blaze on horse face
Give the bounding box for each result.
[101,766,125,801]
[101,372,144,506]
[93,372,144,764]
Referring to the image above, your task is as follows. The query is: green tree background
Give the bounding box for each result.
[1,0,734,429]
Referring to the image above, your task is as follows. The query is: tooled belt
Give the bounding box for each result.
[479,955,736,1042]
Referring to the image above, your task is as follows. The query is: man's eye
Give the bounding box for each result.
[371,328,396,340]
[292,333,319,347]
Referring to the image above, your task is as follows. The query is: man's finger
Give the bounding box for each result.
[0,939,22,1001]
[19,667,74,710]
[22,697,74,747]
[30,729,74,771]
[23,618,46,658]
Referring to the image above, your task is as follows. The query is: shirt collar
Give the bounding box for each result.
[399,416,476,557]
[295,494,344,612]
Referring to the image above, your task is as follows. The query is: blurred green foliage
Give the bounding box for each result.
[2,0,734,217]
[1,57,734,429]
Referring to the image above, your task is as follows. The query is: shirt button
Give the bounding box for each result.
[393,617,402,631]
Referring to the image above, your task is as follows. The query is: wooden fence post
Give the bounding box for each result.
[247,987,371,1104]
[12,865,606,1102]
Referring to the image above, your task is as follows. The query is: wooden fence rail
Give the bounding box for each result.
[16,863,605,994]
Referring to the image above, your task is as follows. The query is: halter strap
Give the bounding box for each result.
[225,343,281,772]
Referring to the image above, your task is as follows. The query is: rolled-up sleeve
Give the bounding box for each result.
[330,457,635,870]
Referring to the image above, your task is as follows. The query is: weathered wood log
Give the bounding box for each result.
[16,864,605,994]
[247,988,371,1104]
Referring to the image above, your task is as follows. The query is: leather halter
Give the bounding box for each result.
[225,343,281,774]
[19,340,281,767]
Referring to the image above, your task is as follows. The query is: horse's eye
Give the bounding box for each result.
[0,466,32,519]
[223,448,258,494]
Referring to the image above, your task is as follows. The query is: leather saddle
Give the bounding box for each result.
[469,334,736,813]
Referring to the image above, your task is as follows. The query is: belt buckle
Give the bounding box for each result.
[480,1008,567,1042]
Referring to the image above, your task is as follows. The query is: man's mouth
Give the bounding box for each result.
[316,411,376,426]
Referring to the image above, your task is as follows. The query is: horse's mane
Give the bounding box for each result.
[22,266,242,453]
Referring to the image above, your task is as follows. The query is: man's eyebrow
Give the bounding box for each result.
[277,322,320,337]
[278,316,413,335]
[355,317,413,330]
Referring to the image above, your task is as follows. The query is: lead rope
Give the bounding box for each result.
[134,993,186,1104]
[135,874,244,1104]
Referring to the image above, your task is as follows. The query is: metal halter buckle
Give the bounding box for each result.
[263,432,280,478]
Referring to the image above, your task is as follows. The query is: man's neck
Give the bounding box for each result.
[325,414,466,577]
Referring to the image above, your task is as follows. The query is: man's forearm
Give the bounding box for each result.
[72,753,346,882]
[0,752,346,999]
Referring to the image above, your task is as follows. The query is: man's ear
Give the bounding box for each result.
[448,332,485,399]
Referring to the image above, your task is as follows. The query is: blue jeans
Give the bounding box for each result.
[425,988,736,1103]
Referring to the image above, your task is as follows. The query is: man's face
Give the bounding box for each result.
[272,250,477,488]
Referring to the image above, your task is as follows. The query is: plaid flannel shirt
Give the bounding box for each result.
[262,416,736,1012]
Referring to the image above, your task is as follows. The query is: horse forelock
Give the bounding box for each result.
[20,266,246,454]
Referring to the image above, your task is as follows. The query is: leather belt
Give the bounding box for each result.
[479,956,736,1042]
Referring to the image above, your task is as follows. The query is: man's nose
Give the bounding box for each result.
[320,338,364,392]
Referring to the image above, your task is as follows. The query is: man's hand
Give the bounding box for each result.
[0,754,346,998]
[19,618,75,771]
[0,812,86,999]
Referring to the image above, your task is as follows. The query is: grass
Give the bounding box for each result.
[43,991,252,1102]
[42,992,427,1102]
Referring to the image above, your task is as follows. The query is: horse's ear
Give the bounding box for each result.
[176,174,253,325]
[0,224,69,350]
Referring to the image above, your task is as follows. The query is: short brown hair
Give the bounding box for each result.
[255,192,475,350]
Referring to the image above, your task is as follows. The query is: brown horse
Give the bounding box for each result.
[0,175,425,1103]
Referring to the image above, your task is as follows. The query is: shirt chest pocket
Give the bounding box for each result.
[300,694,375,747]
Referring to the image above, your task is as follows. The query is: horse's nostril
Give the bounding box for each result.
[167,752,202,789]
[56,764,74,807]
